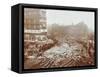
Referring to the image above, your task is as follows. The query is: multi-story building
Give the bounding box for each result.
[24,8,47,42]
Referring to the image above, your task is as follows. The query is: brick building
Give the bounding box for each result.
[24,8,47,42]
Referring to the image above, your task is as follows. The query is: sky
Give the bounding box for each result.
[24,8,94,31]
[46,9,94,31]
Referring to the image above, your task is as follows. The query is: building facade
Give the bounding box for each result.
[24,8,47,42]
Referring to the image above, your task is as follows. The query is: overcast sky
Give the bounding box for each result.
[46,9,94,31]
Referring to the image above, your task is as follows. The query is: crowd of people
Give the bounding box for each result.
[24,39,57,60]
[24,36,95,69]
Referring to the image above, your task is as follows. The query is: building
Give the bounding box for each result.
[24,8,47,42]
